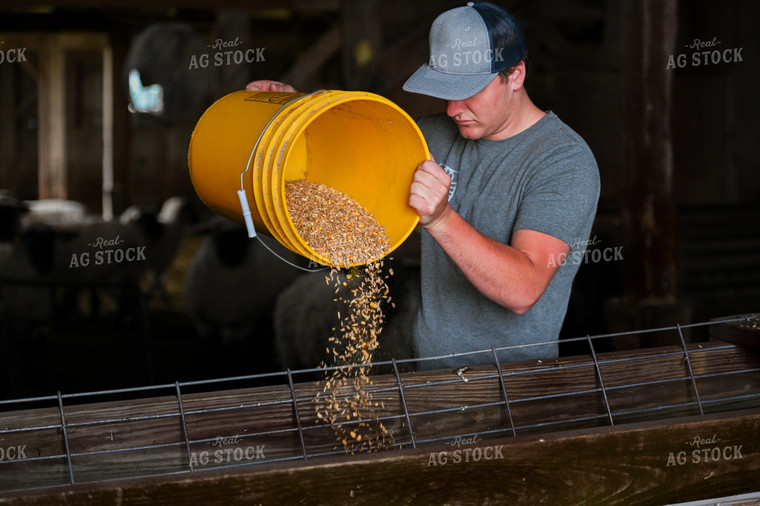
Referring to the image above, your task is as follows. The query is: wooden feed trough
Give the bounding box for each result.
[0,315,759,504]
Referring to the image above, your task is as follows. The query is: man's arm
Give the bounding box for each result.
[409,159,569,314]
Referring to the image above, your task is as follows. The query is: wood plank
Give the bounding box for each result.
[619,0,679,300]
[37,39,67,199]
[710,315,760,351]
[0,33,108,52]
[0,0,306,10]
[101,44,114,220]
[2,32,109,201]
[1,409,758,505]
[107,26,132,212]
[339,0,380,90]
[279,24,340,91]
[0,60,15,173]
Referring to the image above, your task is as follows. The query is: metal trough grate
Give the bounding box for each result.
[0,315,758,497]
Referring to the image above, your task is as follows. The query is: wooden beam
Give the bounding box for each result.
[102,44,114,220]
[710,315,760,351]
[280,24,340,91]
[339,0,381,90]
[0,0,302,9]
[107,25,131,213]
[0,409,758,504]
[4,32,109,201]
[619,0,679,300]
[0,0,340,12]
[0,56,15,175]
[37,38,67,199]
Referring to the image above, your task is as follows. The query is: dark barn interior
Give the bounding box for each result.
[0,0,759,503]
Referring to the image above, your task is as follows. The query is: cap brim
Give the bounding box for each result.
[402,64,498,100]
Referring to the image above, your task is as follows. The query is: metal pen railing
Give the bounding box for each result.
[0,315,758,494]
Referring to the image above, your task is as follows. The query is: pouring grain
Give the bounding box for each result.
[284,178,395,453]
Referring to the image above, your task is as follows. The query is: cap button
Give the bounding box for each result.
[467,1,474,6]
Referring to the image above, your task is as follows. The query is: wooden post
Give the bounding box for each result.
[102,45,114,220]
[109,25,131,213]
[0,55,14,176]
[216,10,253,94]
[620,0,678,301]
[340,0,380,90]
[280,24,340,91]
[38,38,67,200]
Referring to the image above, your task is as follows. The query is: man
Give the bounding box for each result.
[248,2,599,368]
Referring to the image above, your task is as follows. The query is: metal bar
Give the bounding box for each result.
[174,382,194,471]
[56,391,76,485]
[611,400,702,418]
[701,392,760,406]
[0,316,757,495]
[7,375,753,472]
[587,335,614,426]
[406,401,507,419]
[392,359,416,449]
[677,323,705,415]
[492,346,517,437]
[696,367,760,380]
[0,316,748,408]
[287,369,308,460]
[516,413,612,432]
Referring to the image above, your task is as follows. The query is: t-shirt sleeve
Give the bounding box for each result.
[513,141,600,248]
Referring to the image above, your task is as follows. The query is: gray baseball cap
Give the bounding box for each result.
[403,2,527,100]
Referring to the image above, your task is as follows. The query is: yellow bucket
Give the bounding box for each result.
[188,90,429,267]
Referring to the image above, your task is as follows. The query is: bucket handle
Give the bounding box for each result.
[238,90,330,272]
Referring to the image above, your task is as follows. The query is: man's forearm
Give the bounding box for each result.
[425,210,552,314]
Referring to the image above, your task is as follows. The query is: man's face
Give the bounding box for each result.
[445,70,517,141]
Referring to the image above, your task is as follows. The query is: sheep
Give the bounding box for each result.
[272,258,420,371]
[20,198,86,227]
[120,196,195,301]
[183,216,304,347]
[33,217,146,285]
[1,194,151,325]
[0,193,55,327]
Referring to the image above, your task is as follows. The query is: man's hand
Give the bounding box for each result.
[409,159,453,230]
[245,80,297,92]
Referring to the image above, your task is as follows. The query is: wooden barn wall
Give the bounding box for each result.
[1,1,757,209]
[0,0,757,412]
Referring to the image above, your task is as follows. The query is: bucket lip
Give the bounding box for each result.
[279,91,427,267]
[235,88,429,267]
[251,93,319,258]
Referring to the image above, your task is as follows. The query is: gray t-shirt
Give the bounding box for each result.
[413,111,600,368]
